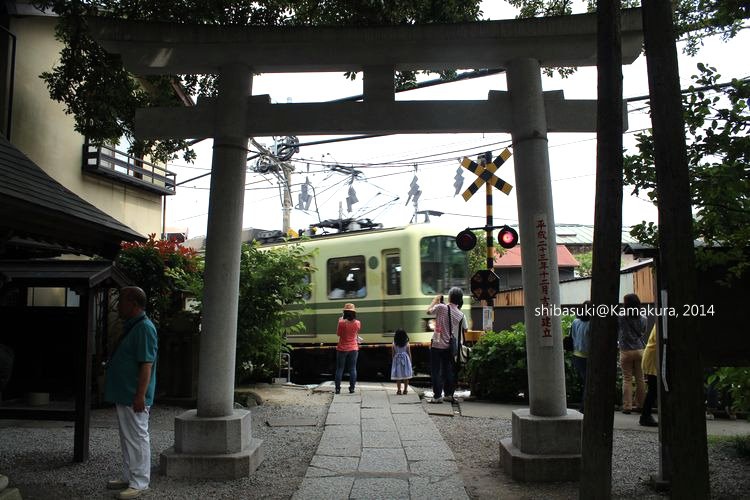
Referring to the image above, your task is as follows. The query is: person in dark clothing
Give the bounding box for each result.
[570,301,592,412]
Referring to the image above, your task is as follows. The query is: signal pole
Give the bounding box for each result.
[481,154,494,271]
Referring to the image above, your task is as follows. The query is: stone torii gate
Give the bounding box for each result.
[90,10,643,481]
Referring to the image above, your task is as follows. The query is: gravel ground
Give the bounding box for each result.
[2,386,748,499]
[1,387,330,500]
[432,412,750,499]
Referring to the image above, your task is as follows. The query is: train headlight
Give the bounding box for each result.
[425,318,436,332]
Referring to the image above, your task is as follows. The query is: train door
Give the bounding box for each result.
[381,250,403,336]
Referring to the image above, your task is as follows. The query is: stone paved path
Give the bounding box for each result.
[293,383,468,500]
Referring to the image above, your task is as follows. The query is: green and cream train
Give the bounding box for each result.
[265,223,470,378]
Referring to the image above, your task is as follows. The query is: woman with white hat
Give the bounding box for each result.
[335,303,361,394]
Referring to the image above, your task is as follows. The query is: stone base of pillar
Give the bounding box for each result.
[499,408,582,482]
[160,409,263,479]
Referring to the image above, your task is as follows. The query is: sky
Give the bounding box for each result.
[163,3,750,240]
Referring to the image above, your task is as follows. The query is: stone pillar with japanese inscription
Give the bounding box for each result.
[159,64,263,479]
[498,58,583,482]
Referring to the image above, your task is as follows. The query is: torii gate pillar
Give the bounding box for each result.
[160,64,263,478]
[499,58,583,481]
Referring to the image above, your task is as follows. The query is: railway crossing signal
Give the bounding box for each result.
[459,148,513,201]
[456,148,514,274]
[455,225,518,252]
[455,229,478,251]
[497,225,519,249]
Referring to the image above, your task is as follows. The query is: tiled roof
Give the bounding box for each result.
[494,245,580,268]
[0,136,145,258]
[510,223,640,245]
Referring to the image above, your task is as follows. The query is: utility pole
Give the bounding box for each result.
[281,162,292,235]
[251,136,298,235]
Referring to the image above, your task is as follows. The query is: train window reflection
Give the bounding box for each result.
[328,256,367,299]
[420,236,468,295]
[385,253,401,295]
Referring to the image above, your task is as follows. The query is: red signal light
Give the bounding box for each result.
[497,225,518,249]
[455,229,477,251]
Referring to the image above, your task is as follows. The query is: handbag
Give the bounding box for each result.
[448,306,470,363]
[458,344,471,365]
[449,335,458,357]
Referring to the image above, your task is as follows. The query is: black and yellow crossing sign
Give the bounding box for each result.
[460,148,513,201]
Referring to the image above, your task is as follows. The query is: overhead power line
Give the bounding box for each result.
[625,76,749,103]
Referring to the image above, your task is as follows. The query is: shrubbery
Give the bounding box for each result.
[236,241,313,383]
[707,367,750,417]
[465,316,583,403]
[116,234,203,325]
[117,236,314,385]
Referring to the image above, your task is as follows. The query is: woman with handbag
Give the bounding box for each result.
[427,287,468,404]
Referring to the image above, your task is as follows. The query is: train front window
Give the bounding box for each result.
[327,256,367,299]
[420,236,468,295]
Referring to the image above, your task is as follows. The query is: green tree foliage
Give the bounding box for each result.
[236,241,313,383]
[574,250,593,277]
[506,0,748,76]
[32,0,482,161]
[467,229,512,275]
[624,64,750,277]
[468,230,489,275]
[508,0,747,56]
[674,0,750,56]
[115,234,204,325]
[707,367,750,417]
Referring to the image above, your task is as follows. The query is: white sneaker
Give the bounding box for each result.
[429,397,443,404]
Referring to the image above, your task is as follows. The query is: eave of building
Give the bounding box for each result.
[0,136,145,259]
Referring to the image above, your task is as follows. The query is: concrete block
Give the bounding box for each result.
[358,448,408,473]
[308,456,360,476]
[293,476,355,500]
[500,437,580,482]
[174,409,252,454]
[351,477,409,499]
[362,431,402,448]
[511,409,582,455]
[409,475,468,500]
[409,459,459,478]
[160,438,263,479]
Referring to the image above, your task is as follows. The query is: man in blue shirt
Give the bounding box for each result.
[104,287,158,499]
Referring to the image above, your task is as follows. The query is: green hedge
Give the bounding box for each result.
[465,317,583,403]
